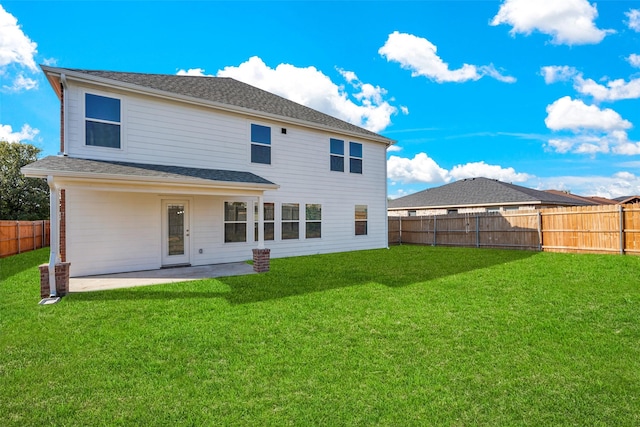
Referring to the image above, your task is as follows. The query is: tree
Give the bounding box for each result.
[0,140,49,220]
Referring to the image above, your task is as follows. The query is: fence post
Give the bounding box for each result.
[42,221,45,248]
[398,216,402,245]
[620,204,625,255]
[16,221,20,254]
[476,215,480,248]
[433,215,437,246]
[537,211,543,252]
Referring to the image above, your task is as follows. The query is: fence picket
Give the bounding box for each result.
[0,220,50,258]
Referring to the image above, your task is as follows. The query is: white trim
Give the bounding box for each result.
[82,89,126,152]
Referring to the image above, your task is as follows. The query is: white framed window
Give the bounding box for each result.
[85,93,122,149]
[349,142,362,174]
[224,202,247,243]
[305,204,321,239]
[282,203,299,240]
[251,124,271,164]
[254,202,275,241]
[355,205,368,236]
[330,138,344,172]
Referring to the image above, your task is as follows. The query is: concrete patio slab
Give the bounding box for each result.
[69,262,255,292]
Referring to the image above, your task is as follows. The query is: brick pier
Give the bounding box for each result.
[252,248,271,273]
[39,263,71,298]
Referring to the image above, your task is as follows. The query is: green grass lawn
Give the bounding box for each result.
[1,246,639,426]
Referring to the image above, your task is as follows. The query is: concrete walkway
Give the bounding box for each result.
[69,262,255,292]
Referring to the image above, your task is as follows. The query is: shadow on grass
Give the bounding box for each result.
[0,248,48,283]
[68,246,537,305]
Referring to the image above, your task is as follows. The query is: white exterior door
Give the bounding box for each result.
[162,200,190,266]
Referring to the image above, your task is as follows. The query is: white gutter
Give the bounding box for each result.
[60,73,68,156]
[47,176,60,297]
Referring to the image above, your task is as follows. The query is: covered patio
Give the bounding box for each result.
[69,261,255,292]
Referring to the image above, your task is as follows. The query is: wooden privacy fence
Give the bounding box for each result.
[0,220,50,258]
[389,204,640,255]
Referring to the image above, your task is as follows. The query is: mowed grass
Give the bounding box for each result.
[1,246,639,426]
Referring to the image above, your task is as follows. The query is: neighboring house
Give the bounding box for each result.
[544,190,618,205]
[388,177,593,217]
[23,66,394,278]
[614,195,640,204]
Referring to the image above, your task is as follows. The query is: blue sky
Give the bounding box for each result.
[2,0,640,199]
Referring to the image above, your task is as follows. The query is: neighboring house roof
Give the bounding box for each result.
[544,190,618,205]
[41,66,394,146]
[22,156,278,189]
[388,177,595,210]
[614,195,640,204]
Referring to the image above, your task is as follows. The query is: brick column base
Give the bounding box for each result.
[252,248,270,273]
[39,263,71,299]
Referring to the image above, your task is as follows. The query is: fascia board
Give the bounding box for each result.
[21,167,279,192]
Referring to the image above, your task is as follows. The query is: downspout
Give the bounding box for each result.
[47,176,60,297]
[385,144,390,249]
[60,73,68,156]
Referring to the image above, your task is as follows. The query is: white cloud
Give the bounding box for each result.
[0,123,39,142]
[0,5,39,93]
[545,96,631,132]
[387,153,531,185]
[3,72,37,91]
[628,54,640,68]
[574,75,640,102]
[386,145,402,153]
[545,97,640,156]
[542,64,640,101]
[491,0,614,45]
[540,65,579,84]
[626,9,640,32]
[176,68,211,76]
[534,172,640,199]
[215,56,397,132]
[0,5,37,70]
[449,161,532,182]
[378,31,515,83]
[387,153,449,184]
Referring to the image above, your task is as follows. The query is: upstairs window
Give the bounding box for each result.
[355,205,368,236]
[349,142,363,174]
[251,124,271,164]
[85,93,121,149]
[330,138,344,172]
[305,204,322,239]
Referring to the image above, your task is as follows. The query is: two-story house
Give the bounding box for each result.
[23,66,394,291]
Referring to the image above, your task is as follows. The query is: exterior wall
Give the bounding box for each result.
[65,189,161,276]
[61,79,389,276]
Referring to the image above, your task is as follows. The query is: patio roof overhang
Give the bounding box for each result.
[21,156,279,196]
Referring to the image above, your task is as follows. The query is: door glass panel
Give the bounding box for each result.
[168,204,184,256]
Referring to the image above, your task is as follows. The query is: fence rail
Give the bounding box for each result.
[389,204,640,256]
[0,220,50,258]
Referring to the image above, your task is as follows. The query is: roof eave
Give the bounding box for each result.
[21,166,279,192]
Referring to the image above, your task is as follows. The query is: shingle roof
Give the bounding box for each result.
[544,190,617,205]
[388,177,594,209]
[45,67,393,144]
[22,156,277,187]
